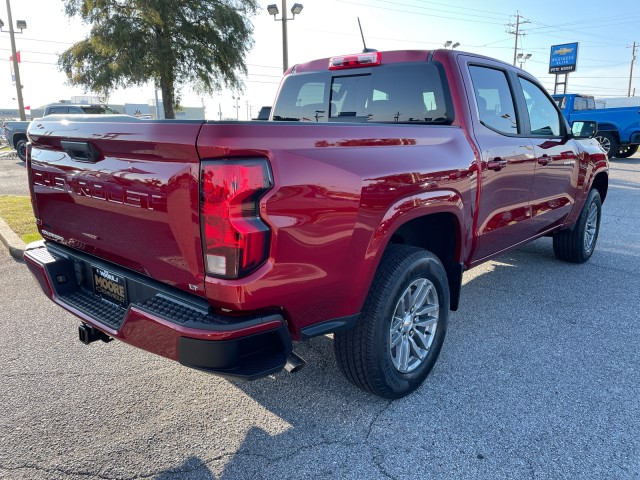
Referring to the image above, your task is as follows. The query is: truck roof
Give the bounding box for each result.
[289,49,534,75]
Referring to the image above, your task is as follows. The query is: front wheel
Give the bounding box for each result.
[16,139,27,162]
[594,132,618,158]
[553,189,602,263]
[334,245,449,399]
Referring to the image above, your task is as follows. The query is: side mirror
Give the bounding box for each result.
[571,120,597,139]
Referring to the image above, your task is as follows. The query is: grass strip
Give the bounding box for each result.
[0,195,42,243]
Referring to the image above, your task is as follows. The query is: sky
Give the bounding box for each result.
[1,0,639,120]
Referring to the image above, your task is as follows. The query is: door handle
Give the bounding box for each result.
[487,158,507,171]
[537,155,550,166]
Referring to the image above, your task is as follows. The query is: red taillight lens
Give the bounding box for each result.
[200,159,273,279]
[329,52,381,70]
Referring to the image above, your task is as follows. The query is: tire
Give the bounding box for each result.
[16,139,27,162]
[594,132,618,158]
[334,245,449,399]
[615,145,638,158]
[553,189,602,263]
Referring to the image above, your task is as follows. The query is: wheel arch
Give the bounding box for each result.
[11,132,27,147]
[385,211,464,311]
[591,171,609,204]
[596,124,619,139]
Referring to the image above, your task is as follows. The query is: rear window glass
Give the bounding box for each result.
[47,106,68,114]
[272,63,452,124]
[80,106,119,114]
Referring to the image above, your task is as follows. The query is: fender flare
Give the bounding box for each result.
[350,190,467,312]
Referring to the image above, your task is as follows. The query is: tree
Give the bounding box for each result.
[59,0,259,119]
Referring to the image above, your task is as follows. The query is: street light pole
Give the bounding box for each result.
[5,0,26,120]
[281,0,288,72]
[267,2,303,73]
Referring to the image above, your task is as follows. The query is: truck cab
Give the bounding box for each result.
[553,93,596,114]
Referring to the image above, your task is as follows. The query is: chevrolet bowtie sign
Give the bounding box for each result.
[549,42,579,74]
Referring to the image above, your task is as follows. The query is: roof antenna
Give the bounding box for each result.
[358,17,377,53]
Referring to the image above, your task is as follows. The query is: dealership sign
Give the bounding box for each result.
[549,43,579,73]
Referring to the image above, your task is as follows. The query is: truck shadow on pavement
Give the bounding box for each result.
[154,236,640,480]
[154,457,215,480]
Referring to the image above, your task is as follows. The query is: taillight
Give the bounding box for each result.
[200,159,273,279]
[329,51,381,70]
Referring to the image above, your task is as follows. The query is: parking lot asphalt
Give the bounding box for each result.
[0,152,29,196]
[0,153,639,479]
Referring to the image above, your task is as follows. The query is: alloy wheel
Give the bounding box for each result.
[389,278,439,373]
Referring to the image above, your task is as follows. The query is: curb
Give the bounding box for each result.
[0,215,26,260]
[0,150,19,160]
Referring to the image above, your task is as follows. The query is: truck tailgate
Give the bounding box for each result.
[27,118,206,296]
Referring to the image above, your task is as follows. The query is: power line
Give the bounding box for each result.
[411,0,506,17]
[527,16,640,34]
[0,58,57,65]
[0,48,59,56]
[1,36,75,45]
[359,0,506,22]
[246,73,282,78]
[334,0,506,25]
[246,63,282,70]
[245,79,280,85]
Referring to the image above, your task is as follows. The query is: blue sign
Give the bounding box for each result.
[549,43,579,74]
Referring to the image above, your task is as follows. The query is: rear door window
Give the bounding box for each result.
[469,65,519,135]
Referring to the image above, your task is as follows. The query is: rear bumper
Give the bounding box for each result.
[24,241,291,380]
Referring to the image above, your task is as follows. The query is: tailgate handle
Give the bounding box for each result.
[60,140,101,163]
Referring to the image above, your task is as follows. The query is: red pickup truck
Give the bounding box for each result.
[24,50,608,399]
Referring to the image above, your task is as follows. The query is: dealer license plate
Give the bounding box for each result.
[92,267,128,309]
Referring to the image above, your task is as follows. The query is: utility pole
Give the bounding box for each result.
[629,41,637,97]
[5,0,26,120]
[507,11,530,66]
[232,95,240,120]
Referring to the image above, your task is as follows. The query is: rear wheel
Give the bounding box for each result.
[334,245,449,399]
[615,145,638,158]
[594,132,618,158]
[553,189,602,263]
[16,139,27,162]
